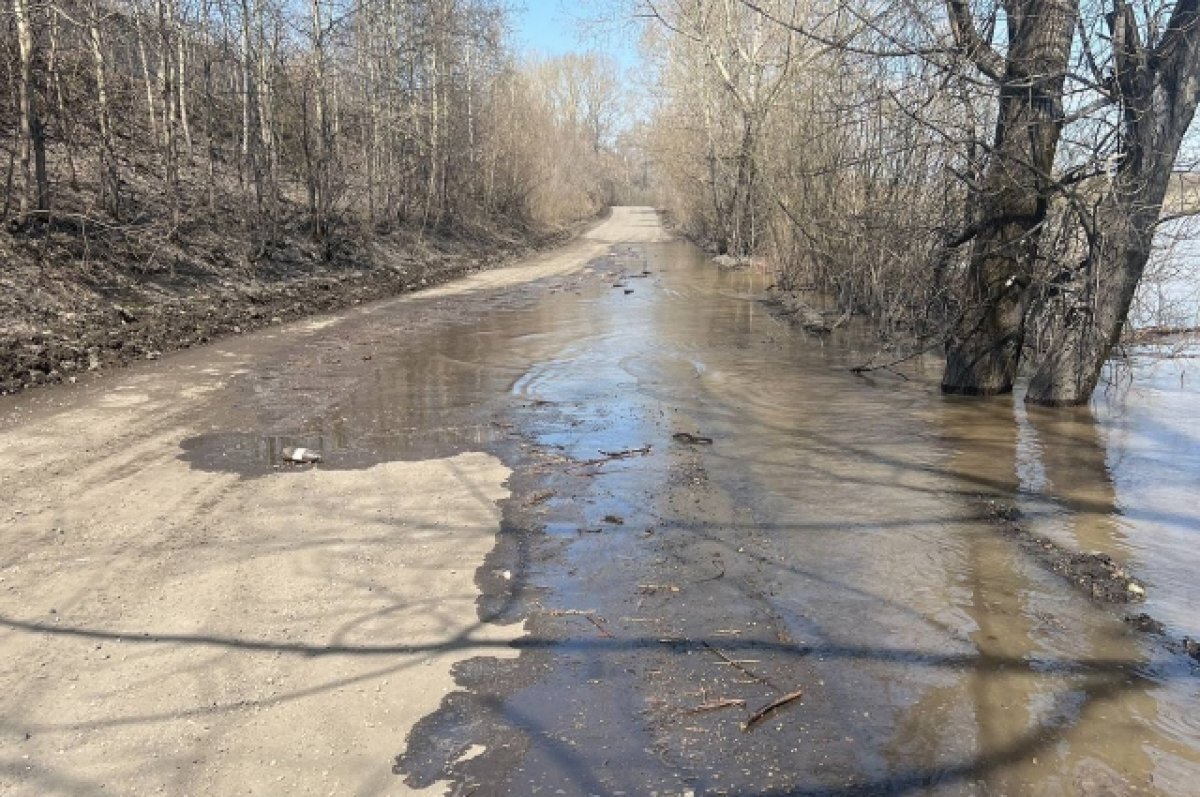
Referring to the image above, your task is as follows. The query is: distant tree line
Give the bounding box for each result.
[639,0,1200,405]
[1,0,628,255]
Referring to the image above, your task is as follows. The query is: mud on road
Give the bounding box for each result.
[0,209,663,795]
[2,207,1199,796]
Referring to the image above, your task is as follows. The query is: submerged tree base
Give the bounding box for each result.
[940,329,1024,397]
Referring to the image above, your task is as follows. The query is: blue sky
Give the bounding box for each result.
[512,0,579,57]
[511,0,639,69]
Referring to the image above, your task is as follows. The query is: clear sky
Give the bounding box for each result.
[511,0,639,69]
[512,0,578,57]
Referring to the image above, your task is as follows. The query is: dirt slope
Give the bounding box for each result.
[0,214,597,396]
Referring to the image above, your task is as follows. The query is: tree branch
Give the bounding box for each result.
[945,0,1005,81]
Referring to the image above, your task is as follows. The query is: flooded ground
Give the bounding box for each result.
[382,232,1200,796]
[2,208,1198,795]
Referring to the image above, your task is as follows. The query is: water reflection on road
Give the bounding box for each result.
[376,235,1200,794]
[1017,353,1200,640]
[181,217,1200,794]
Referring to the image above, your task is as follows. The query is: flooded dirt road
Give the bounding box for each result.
[2,207,1199,795]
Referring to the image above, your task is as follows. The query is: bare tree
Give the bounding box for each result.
[1026,0,1200,404]
[11,0,49,223]
[0,0,625,275]
[643,0,1200,406]
[939,0,1079,395]
[86,0,119,217]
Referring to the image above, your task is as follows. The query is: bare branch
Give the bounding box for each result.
[944,0,1005,80]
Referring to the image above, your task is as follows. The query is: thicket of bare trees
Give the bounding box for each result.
[640,0,1200,405]
[7,0,1197,405]
[0,0,625,257]
[641,0,979,336]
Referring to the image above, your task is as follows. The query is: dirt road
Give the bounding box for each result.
[3,206,1198,797]
[0,208,667,796]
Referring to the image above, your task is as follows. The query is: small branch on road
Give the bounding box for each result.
[741,689,805,732]
[579,445,653,466]
[702,641,781,690]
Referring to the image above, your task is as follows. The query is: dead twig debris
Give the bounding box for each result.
[1126,613,1165,634]
[741,689,805,732]
[585,615,614,638]
[686,697,747,715]
[983,499,1147,602]
[702,641,778,689]
[597,445,652,459]
[579,445,652,466]
[848,339,944,381]
[547,608,613,638]
[672,432,713,445]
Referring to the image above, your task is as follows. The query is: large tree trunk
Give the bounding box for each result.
[255,0,279,239]
[1026,0,1200,405]
[177,17,193,160]
[1025,198,1159,404]
[422,15,442,232]
[941,0,1078,394]
[201,0,216,212]
[238,0,263,209]
[47,5,78,191]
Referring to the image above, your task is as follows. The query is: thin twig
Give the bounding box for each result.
[586,615,614,638]
[850,341,942,379]
[686,697,747,715]
[741,689,805,732]
[702,641,781,690]
[578,445,652,466]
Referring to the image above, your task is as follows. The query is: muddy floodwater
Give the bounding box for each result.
[205,218,1199,795]
[251,234,1200,793]
[5,209,1199,795]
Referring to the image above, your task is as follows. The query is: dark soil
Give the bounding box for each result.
[1125,613,1166,634]
[984,499,1200,665]
[982,498,1147,603]
[0,218,586,396]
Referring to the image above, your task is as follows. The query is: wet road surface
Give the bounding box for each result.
[391,233,1200,796]
[3,208,1199,795]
